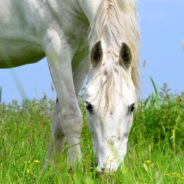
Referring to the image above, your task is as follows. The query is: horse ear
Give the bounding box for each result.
[119,42,132,68]
[91,41,103,67]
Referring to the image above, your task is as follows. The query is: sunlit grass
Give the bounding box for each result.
[0,87,184,183]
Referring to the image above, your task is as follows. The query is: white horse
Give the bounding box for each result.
[0,0,139,172]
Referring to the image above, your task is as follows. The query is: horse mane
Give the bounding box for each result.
[88,0,139,108]
[87,0,139,110]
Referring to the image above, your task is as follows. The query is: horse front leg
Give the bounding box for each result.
[44,100,65,167]
[43,29,82,166]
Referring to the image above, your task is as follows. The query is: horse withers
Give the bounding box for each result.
[0,0,139,172]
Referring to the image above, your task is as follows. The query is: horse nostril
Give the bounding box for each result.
[96,168,105,177]
[101,168,105,172]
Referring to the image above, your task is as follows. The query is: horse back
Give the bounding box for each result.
[0,0,88,68]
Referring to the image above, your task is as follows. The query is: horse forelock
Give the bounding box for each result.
[87,61,134,113]
[88,0,140,94]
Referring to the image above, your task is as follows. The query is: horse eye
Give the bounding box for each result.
[85,101,94,113]
[129,103,135,114]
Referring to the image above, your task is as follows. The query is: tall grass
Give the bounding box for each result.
[0,87,184,183]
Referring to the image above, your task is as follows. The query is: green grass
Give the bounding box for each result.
[0,88,184,184]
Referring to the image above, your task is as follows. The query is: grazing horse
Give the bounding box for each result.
[0,0,139,172]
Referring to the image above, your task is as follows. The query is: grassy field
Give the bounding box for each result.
[0,86,184,184]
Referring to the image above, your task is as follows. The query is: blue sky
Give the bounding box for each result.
[0,0,184,103]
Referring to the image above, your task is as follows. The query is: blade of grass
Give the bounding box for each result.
[150,77,160,107]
